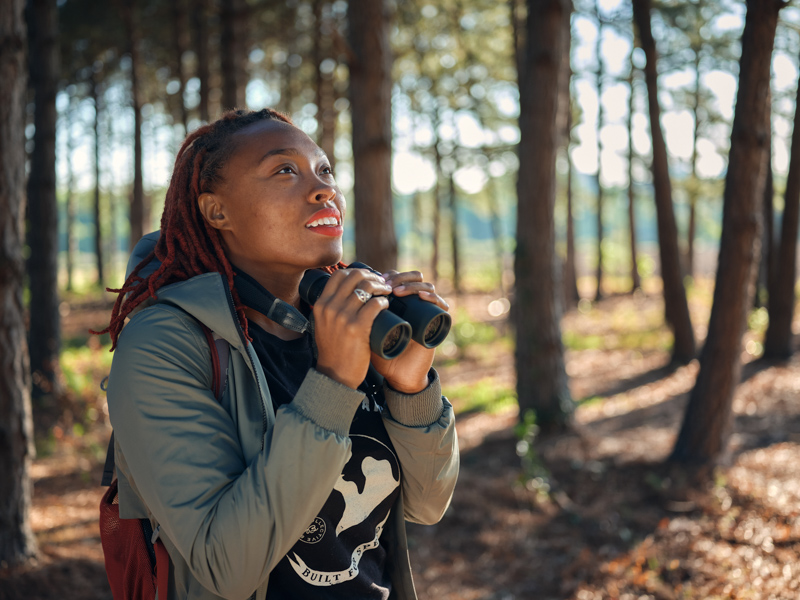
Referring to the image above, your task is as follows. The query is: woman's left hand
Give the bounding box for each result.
[369,270,450,394]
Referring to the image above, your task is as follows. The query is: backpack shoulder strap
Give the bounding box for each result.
[101,323,230,486]
[199,324,230,401]
[101,431,116,486]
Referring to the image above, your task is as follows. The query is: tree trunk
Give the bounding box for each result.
[122,0,146,250]
[594,4,604,301]
[756,100,774,309]
[64,98,76,292]
[106,104,119,277]
[562,11,579,308]
[448,172,460,293]
[314,0,336,164]
[515,0,572,431]
[564,112,580,307]
[764,52,800,359]
[90,74,104,287]
[171,0,189,134]
[26,0,61,407]
[490,176,507,297]
[509,0,525,87]
[411,190,422,264]
[628,53,641,292]
[192,0,210,122]
[632,0,695,364]
[220,0,247,111]
[686,50,702,280]
[347,0,396,273]
[431,150,442,284]
[0,0,38,567]
[669,0,781,468]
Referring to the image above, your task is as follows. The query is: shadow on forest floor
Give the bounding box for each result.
[3,291,800,600]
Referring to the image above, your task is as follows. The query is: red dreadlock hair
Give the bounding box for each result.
[96,108,341,350]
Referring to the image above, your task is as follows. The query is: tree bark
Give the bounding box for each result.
[564,108,580,307]
[594,3,605,301]
[122,0,146,250]
[431,145,442,284]
[686,50,702,280]
[64,98,76,292]
[628,53,641,292]
[26,0,61,406]
[632,0,695,364]
[490,176,507,297]
[192,0,210,122]
[515,0,572,431]
[347,0,396,273]
[562,6,578,307]
[220,0,247,111]
[171,0,189,134]
[756,97,774,309]
[314,0,336,165]
[0,0,37,567]
[764,51,800,359]
[670,0,782,467]
[448,172,460,293]
[90,73,104,287]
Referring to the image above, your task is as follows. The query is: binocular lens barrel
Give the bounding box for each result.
[347,262,452,350]
[298,269,412,359]
[299,263,452,359]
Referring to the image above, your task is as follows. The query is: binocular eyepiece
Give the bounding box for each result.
[299,262,452,359]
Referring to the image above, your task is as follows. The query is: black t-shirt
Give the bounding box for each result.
[246,321,401,600]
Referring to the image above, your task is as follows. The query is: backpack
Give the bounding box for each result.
[99,323,230,600]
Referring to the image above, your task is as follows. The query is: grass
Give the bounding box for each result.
[444,379,517,416]
[61,341,114,399]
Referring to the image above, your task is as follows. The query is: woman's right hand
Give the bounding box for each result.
[312,268,393,389]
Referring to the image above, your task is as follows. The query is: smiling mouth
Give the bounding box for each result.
[305,216,341,229]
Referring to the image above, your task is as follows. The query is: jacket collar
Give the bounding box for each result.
[125,232,246,352]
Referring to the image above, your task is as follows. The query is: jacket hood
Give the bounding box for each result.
[125,231,246,352]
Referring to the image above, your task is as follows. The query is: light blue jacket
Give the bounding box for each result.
[107,234,459,600]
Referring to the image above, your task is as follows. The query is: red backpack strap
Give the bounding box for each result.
[199,324,230,401]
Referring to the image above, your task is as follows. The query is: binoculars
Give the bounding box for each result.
[299,262,452,359]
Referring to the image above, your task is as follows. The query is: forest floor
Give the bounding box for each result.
[2,278,800,600]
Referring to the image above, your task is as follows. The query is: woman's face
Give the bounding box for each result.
[199,119,345,282]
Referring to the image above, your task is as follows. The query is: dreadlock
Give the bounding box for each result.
[97,107,338,350]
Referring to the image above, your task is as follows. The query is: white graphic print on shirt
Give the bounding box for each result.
[287,434,400,587]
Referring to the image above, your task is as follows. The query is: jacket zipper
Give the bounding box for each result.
[222,278,269,450]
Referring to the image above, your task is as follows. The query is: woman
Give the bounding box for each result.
[101,108,458,600]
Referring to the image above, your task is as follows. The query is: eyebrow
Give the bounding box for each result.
[259,147,327,164]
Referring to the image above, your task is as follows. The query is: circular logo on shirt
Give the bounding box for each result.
[300,517,326,544]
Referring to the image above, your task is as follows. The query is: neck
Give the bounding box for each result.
[235,263,304,309]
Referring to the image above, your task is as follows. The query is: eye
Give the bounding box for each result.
[277,165,296,174]
[320,165,334,176]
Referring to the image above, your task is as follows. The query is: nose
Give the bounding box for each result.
[309,180,337,204]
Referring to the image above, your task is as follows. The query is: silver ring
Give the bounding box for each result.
[353,288,372,304]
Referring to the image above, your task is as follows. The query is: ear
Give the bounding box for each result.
[198,192,231,231]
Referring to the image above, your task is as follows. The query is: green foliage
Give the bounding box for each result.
[452,309,499,349]
[443,379,516,415]
[61,343,113,399]
[514,409,551,499]
[562,299,672,352]
[747,306,768,334]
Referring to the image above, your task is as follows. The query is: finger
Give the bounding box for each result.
[417,290,450,311]
[319,269,390,306]
[390,280,436,296]
[383,270,423,287]
[356,295,391,326]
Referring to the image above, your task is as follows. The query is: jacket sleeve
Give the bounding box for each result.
[381,369,459,525]
[107,304,365,599]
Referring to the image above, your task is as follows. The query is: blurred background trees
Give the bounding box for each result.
[4,0,800,566]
